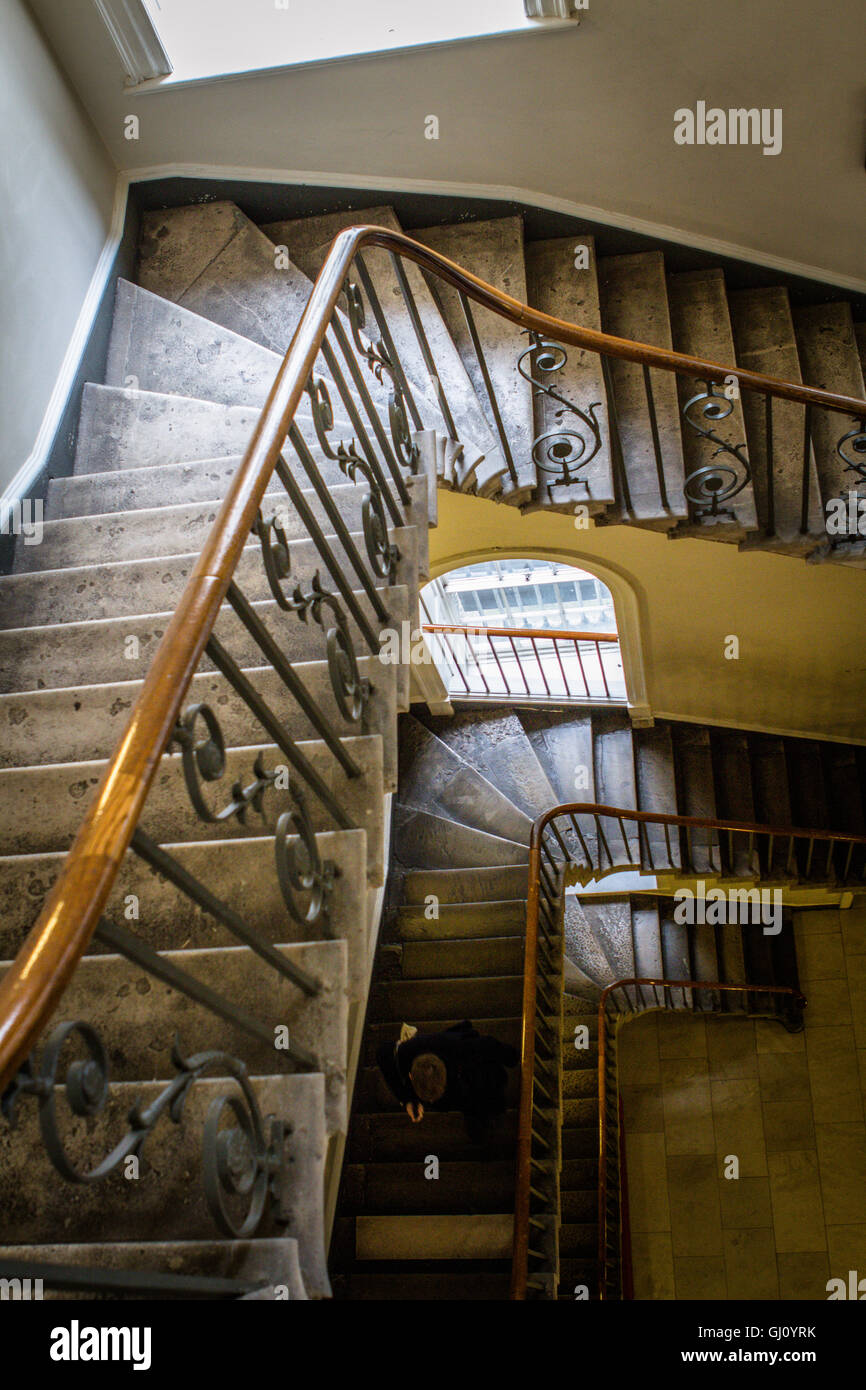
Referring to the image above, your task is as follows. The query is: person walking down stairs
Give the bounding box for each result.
[376,1020,519,1143]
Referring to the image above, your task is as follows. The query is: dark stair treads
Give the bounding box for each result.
[391,900,527,941]
[340,1160,515,1215]
[369,974,523,1022]
[385,936,525,981]
[347,1110,518,1164]
[402,865,529,905]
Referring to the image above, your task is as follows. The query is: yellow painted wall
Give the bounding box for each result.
[430,490,866,745]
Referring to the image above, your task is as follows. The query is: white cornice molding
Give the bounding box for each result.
[92,0,172,83]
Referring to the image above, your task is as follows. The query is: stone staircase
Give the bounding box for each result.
[330,703,858,1299]
[124,200,866,562]
[0,203,450,1298]
[0,195,863,1300]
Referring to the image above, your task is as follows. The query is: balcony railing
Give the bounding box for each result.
[421,621,624,703]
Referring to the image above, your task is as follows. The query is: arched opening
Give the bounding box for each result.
[420,557,626,705]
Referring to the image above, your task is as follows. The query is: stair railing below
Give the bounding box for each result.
[421,622,623,703]
[511,800,866,1300]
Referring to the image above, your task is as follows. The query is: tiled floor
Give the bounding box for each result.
[619,901,866,1300]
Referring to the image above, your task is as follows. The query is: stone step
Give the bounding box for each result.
[413,218,535,500]
[106,279,291,409]
[659,906,693,992]
[0,830,368,999]
[394,805,529,871]
[0,1073,330,1295]
[334,1269,509,1300]
[398,715,532,844]
[340,1160,514,1214]
[370,974,523,1022]
[138,201,315,357]
[563,896,617,989]
[392,900,526,940]
[631,900,664,980]
[558,1222,598,1256]
[709,729,760,877]
[0,585,412,711]
[792,302,866,510]
[72,383,330,476]
[24,481,426,579]
[0,655,398,793]
[561,1098,598,1128]
[261,206,494,486]
[667,269,759,538]
[351,1213,512,1261]
[689,923,722,1010]
[561,1068,597,1100]
[596,250,687,525]
[523,237,615,513]
[634,722,682,870]
[0,1237,309,1301]
[672,723,720,874]
[592,709,640,863]
[390,935,525,981]
[0,943,347,1133]
[560,1189,597,1222]
[402,865,529,905]
[519,710,595,805]
[580,897,635,981]
[417,708,558,821]
[353,1059,520,1112]
[348,1107,518,1162]
[728,286,825,551]
[0,735,383,881]
[747,733,796,878]
[0,522,418,632]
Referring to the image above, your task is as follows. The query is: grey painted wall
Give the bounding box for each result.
[0,0,116,494]
[28,0,866,287]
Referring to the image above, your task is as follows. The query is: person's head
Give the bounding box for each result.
[409,1052,447,1104]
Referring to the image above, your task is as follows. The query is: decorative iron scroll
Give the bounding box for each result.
[290,572,370,723]
[307,374,400,582]
[681,380,752,517]
[1,1028,289,1238]
[275,781,337,931]
[837,417,866,483]
[517,331,603,485]
[344,279,419,469]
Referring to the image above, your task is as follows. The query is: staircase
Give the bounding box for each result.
[330,703,858,1299]
[0,195,863,1300]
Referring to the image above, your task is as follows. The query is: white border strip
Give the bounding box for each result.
[0,174,132,512]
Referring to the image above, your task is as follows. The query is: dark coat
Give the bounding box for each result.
[376,1020,519,1124]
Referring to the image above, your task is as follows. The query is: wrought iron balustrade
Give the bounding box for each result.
[421,619,624,703]
[511,801,865,1301]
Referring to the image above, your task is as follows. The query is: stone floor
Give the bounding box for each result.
[619,900,866,1300]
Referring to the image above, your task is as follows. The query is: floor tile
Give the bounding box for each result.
[673,1256,727,1299]
[668,1154,723,1258]
[767,1150,827,1253]
[719,1176,773,1230]
[723,1227,779,1300]
[631,1231,675,1300]
[776,1251,830,1300]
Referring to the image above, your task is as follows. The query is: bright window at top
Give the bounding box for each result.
[140,0,568,87]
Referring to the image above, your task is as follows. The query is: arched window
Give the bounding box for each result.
[420,558,625,704]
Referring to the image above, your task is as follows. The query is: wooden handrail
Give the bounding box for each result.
[511,800,862,1299]
[2,222,864,1095]
[422,623,620,642]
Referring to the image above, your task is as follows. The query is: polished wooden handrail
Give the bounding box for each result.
[597,977,807,1300]
[510,799,862,1300]
[2,222,865,1095]
[422,623,619,642]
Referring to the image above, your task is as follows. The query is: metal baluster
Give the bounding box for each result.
[596,639,611,699]
[551,637,571,698]
[529,636,550,696]
[354,255,425,432]
[764,392,776,537]
[319,335,405,523]
[507,633,531,696]
[327,317,411,505]
[386,252,459,440]
[205,632,357,829]
[642,363,669,511]
[800,403,813,535]
[601,354,632,515]
[281,436,389,622]
[486,632,511,695]
[95,919,318,1070]
[574,639,591,698]
[457,289,518,488]
[225,582,362,775]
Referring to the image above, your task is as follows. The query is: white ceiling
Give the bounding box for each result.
[29,0,866,287]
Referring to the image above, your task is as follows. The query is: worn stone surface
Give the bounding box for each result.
[394,804,529,871]
[792,301,866,508]
[419,708,557,821]
[398,715,532,844]
[598,250,687,525]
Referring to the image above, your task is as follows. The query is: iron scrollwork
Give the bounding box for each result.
[1,1026,289,1238]
[681,380,752,517]
[275,781,337,932]
[837,416,866,483]
[307,374,400,583]
[290,572,370,723]
[517,330,603,485]
[172,703,282,827]
[344,279,419,470]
